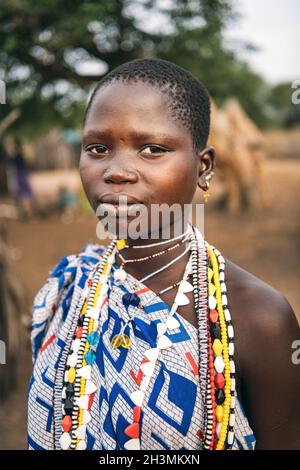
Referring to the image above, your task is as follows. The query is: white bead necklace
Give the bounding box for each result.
[124,225,191,249]
[113,241,191,286]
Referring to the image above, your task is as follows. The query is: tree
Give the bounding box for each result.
[0,0,271,136]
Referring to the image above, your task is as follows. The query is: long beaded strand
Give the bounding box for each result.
[60,240,117,450]
[211,246,236,449]
[194,228,210,433]
[206,243,233,450]
[207,334,217,449]
[190,228,207,437]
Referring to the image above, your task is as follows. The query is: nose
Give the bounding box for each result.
[103,160,138,185]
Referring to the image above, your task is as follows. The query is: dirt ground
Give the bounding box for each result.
[0,158,299,449]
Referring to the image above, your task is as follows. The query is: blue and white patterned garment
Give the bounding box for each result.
[27,243,256,450]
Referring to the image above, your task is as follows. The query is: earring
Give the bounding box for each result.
[203,172,214,204]
[203,181,210,204]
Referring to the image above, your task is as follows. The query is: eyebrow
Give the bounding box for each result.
[82,129,177,145]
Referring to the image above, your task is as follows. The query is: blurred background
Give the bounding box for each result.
[0,0,299,449]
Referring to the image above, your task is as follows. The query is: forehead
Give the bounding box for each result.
[87,81,168,120]
[84,81,190,143]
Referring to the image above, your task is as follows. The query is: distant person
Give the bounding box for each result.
[5,137,34,219]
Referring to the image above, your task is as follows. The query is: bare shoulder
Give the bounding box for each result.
[224,258,299,372]
[224,257,298,329]
[223,259,300,448]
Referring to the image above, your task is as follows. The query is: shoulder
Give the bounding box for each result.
[224,257,299,373]
[225,258,298,334]
[33,242,107,311]
[31,242,107,361]
[49,243,106,278]
[224,259,300,447]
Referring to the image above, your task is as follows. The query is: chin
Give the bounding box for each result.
[96,215,143,241]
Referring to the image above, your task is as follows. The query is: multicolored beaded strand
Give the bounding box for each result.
[194,229,210,417]
[207,334,217,449]
[73,241,117,450]
[203,245,221,449]
[211,246,236,449]
[190,228,208,437]
[206,243,236,450]
[60,240,117,450]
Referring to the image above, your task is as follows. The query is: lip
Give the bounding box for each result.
[97,194,145,217]
[98,194,144,206]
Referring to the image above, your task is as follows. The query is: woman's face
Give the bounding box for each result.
[80,81,209,238]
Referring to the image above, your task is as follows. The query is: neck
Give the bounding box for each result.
[115,223,193,289]
[124,222,191,248]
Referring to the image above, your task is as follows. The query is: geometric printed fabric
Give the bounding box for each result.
[27,243,256,450]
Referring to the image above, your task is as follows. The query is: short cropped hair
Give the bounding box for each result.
[84,58,211,151]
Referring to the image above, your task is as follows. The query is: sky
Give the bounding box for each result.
[226,0,300,84]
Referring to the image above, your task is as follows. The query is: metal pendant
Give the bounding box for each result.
[111,333,131,349]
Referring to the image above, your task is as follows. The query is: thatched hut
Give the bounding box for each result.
[208,99,266,213]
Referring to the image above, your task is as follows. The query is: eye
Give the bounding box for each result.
[85,144,109,156]
[140,145,169,156]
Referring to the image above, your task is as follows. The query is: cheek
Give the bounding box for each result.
[151,157,198,204]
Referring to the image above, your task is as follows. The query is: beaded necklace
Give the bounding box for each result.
[59,228,236,451]
[122,226,190,250]
[110,234,192,350]
[114,242,191,285]
[117,234,188,265]
[109,265,193,350]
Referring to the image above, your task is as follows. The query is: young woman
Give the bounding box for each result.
[27,58,300,451]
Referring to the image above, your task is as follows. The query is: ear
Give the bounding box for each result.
[196,145,215,191]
